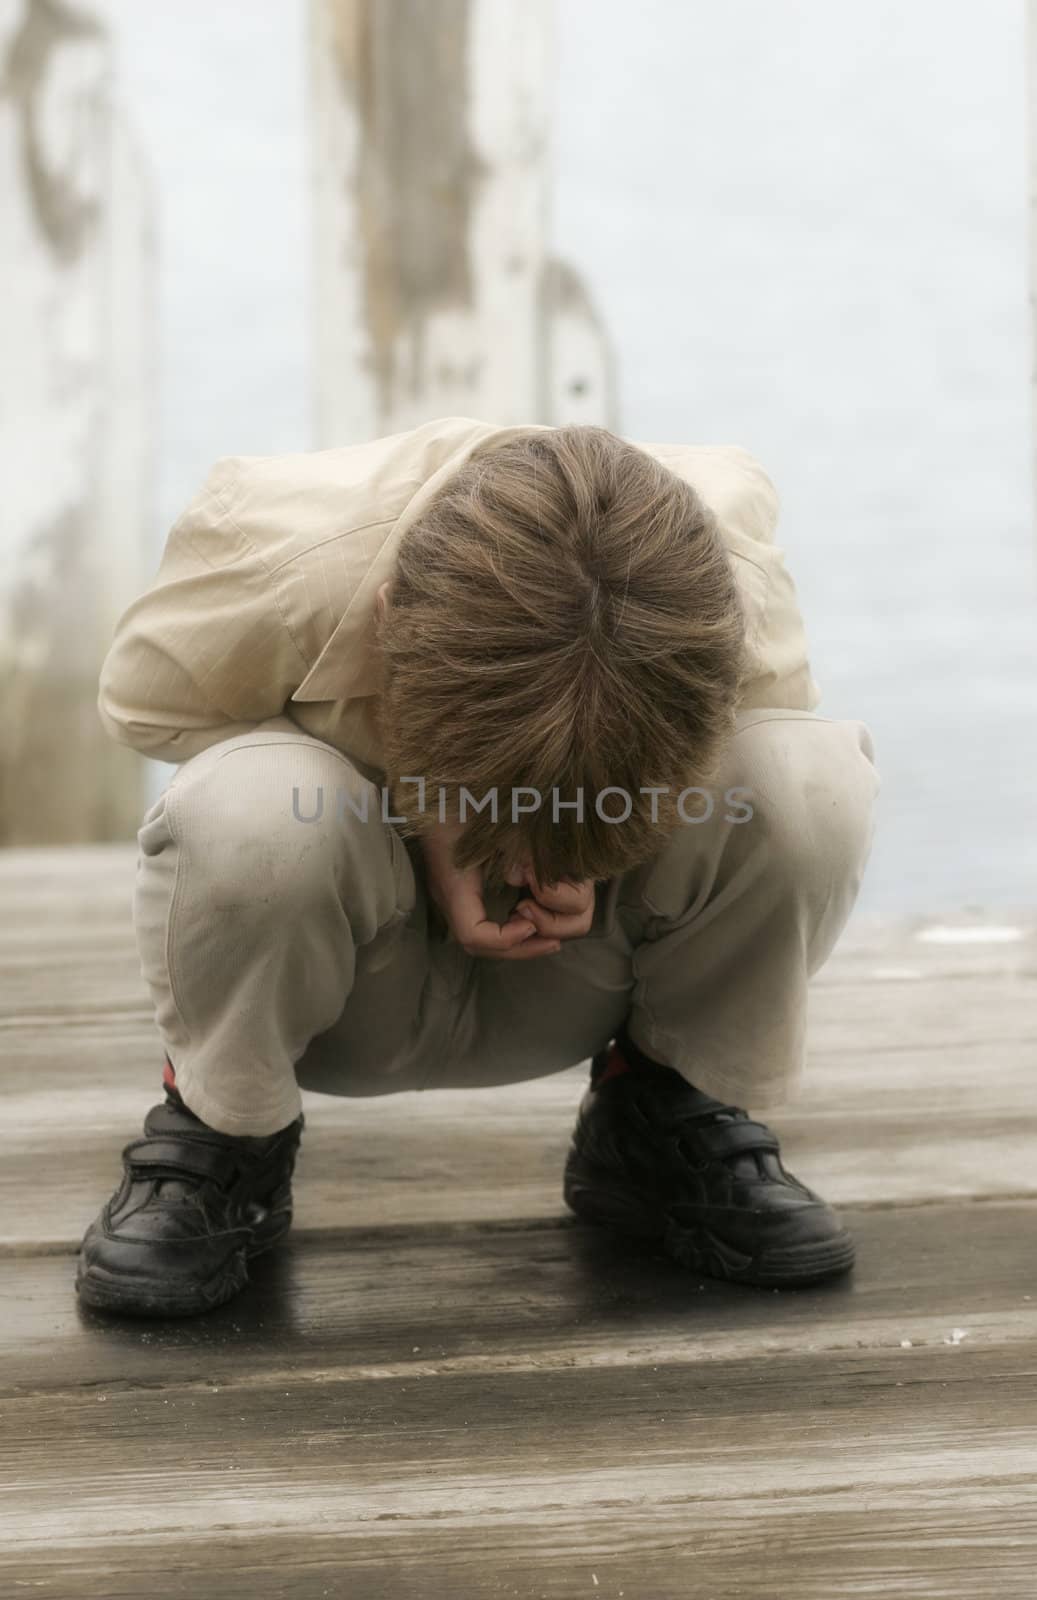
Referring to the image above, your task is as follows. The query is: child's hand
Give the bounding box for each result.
[512,873,596,944]
[420,824,563,961]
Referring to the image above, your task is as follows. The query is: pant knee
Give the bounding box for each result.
[157,735,393,924]
[732,714,879,894]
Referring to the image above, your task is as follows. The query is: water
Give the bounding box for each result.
[103,0,1037,914]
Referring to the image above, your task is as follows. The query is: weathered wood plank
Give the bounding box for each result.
[6,1502,1036,1600]
[3,1201,1036,1396]
[4,1342,1037,1596]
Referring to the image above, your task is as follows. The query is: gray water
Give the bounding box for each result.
[104,0,1037,915]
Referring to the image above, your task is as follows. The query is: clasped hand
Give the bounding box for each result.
[420,822,595,960]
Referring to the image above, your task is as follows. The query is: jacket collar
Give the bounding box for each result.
[289,421,549,706]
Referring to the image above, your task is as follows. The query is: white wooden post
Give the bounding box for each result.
[540,257,618,429]
[310,0,615,442]
[0,0,154,844]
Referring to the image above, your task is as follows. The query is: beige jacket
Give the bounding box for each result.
[98,415,820,772]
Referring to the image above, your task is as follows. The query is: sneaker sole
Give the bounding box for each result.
[75,1214,291,1319]
[563,1161,855,1289]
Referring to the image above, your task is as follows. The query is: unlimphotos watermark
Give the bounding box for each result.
[290,780,755,827]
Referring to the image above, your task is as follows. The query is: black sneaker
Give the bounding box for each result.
[76,1091,303,1318]
[563,1040,854,1288]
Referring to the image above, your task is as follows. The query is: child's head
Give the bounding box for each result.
[378,426,746,886]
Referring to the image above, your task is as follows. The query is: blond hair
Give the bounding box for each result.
[378,426,746,886]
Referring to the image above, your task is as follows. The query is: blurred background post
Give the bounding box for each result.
[311,0,615,440]
[1,0,153,845]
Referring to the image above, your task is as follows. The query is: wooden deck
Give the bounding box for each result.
[2,846,1036,1598]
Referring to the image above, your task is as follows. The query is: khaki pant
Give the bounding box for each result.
[133,711,879,1136]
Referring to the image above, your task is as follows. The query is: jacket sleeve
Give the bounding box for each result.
[646,441,822,715]
[97,458,312,763]
[719,448,822,715]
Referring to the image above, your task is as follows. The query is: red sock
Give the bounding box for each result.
[597,1039,633,1085]
[162,1054,208,1129]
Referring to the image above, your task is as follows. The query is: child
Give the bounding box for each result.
[77,417,878,1317]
